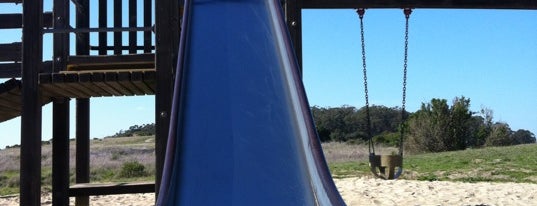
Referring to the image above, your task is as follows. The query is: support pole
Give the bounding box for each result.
[52,0,70,204]
[155,0,180,201]
[75,0,90,205]
[20,0,43,205]
[285,0,303,76]
[75,99,90,206]
[52,98,70,206]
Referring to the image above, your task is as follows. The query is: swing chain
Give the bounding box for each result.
[400,8,412,156]
[356,8,374,155]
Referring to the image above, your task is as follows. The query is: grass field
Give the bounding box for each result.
[328,143,537,183]
[0,137,536,196]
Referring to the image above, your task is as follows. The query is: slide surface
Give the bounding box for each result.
[157,0,345,205]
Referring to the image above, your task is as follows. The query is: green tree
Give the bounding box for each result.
[311,106,359,142]
[485,123,512,146]
[406,97,473,152]
[449,96,473,150]
[511,129,536,145]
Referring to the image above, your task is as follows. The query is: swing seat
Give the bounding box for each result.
[369,154,402,180]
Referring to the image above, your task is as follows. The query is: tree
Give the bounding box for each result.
[311,105,402,142]
[484,123,512,146]
[311,106,359,142]
[406,97,473,152]
[406,98,451,152]
[511,129,536,145]
[449,96,473,150]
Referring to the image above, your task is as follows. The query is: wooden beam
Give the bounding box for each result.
[114,0,122,55]
[155,0,180,199]
[69,182,155,196]
[0,42,22,62]
[52,97,70,206]
[0,61,51,78]
[285,0,303,75]
[143,0,152,53]
[129,0,137,54]
[98,0,107,55]
[0,0,22,3]
[0,63,21,78]
[0,12,53,29]
[53,0,69,73]
[75,0,90,205]
[20,0,43,205]
[301,0,537,9]
[67,54,155,71]
[75,98,90,206]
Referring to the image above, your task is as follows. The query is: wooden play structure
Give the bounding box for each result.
[0,0,535,205]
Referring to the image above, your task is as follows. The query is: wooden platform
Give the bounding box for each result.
[0,69,156,122]
[40,69,156,98]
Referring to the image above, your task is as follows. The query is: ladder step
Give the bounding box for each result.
[0,0,22,3]
[0,61,52,79]
[0,12,53,29]
[0,42,21,62]
[0,63,20,78]
[68,182,155,196]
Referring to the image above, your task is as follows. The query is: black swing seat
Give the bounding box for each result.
[369,154,402,180]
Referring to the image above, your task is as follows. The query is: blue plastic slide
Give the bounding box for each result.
[157,0,345,205]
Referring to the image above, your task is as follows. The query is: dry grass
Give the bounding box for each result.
[321,142,398,163]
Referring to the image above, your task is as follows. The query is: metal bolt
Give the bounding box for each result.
[160,111,167,118]
[291,21,297,27]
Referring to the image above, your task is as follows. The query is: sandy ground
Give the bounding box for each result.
[1,177,536,205]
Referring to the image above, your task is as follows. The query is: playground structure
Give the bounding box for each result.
[0,0,535,205]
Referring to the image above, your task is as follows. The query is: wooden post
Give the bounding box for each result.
[285,0,303,75]
[20,0,43,205]
[155,0,180,200]
[129,0,137,54]
[114,0,122,55]
[53,0,69,73]
[52,0,70,205]
[75,99,90,206]
[52,98,70,206]
[75,0,90,205]
[143,0,152,53]
[98,0,107,55]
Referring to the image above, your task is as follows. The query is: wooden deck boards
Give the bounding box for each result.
[0,69,156,122]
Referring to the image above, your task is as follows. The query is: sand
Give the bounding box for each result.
[1,177,536,205]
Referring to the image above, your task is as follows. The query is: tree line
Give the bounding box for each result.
[312,96,535,153]
[108,123,156,138]
[110,96,535,153]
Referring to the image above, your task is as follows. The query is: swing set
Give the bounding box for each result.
[356,8,412,180]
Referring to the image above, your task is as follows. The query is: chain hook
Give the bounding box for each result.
[403,8,412,19]
[356,8,366,19]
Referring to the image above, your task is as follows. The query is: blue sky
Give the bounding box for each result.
[0,6,536,149]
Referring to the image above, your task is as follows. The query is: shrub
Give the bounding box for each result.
[373,132,400,147]
[118,161,147,178]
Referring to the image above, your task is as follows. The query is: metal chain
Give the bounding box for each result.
[356,8,374,155]
[399,8,412,156]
